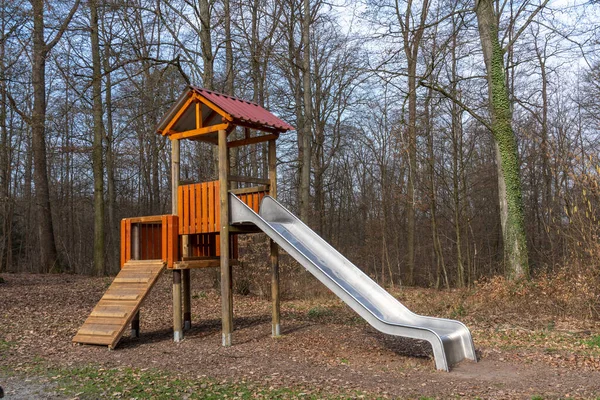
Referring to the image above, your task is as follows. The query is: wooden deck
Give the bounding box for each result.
[72,260,166,349]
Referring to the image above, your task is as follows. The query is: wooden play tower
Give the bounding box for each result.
[73,86,294,348]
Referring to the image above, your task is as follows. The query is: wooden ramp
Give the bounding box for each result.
[73,260,166,349]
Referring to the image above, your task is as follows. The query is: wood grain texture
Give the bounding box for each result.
[72,260,166,349]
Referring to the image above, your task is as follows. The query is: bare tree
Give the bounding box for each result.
[30,0,80,273]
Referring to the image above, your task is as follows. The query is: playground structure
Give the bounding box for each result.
[73,86,477,371]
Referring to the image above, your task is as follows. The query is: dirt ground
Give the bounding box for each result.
[1,272,600,399]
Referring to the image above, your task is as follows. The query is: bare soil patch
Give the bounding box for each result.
[1,272,600,399]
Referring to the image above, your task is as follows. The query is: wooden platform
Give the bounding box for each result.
[72,260,166,349]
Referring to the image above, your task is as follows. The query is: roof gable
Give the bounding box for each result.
[156,86,294,142]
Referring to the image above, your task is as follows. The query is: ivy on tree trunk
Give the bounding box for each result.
[476,0,529,279]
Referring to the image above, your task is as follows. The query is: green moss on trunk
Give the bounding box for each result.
[489,30,529,279]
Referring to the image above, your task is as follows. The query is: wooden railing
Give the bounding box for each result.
[178,181,220,235]
[177,180,269,235]
[120,215,179,268]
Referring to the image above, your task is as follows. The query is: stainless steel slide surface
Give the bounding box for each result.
[230,194,477,371]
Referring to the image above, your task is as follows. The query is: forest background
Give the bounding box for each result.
[1,0,600,306]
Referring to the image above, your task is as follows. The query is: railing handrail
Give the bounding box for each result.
[122,215,172,224]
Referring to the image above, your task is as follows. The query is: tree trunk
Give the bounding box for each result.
[32,0,58,273]
[90,0,105,276]
[451,33,465,287]
[400,0,430,285]
[406,58,417,286]
[475,0,529,279]
[300,0,312,223]
[103,44,118,273]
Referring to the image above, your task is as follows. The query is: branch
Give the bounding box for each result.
[504,0,549,51]
[46,0,81,51]
[4,90,31,125]
[419,80,492,131]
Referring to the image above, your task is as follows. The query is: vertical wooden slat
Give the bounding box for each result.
[195,100,201,129]
[195,184,202,233]
[183,185,189,234]
[120,219,126,268]
[162,216,168,265]
[215,181,220,232]
[177,186,183,234]
[168,216,174,267]
[200,182,208,233]
[189,184,196,234]
[125,220,132,265]
[155,224,161,259]
[206,182,215,232]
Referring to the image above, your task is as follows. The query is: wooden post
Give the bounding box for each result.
[131,224,140,260]
[173,270,183,341]
[182,269,191,330]
[131,311,140,338]
[268,139,281,337]
[131,225,141,337]
[171,139,183,342]
[219,128,233,346]
[172,139,179,214]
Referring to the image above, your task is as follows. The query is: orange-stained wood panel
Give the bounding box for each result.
[120,215,179,269]
[176,181,267,235]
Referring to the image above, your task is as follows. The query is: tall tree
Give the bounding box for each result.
[90,0,105,275]
[300,0,313,222]
[30,0,80,273]
[474,0,547,279]
[396,0,431,285]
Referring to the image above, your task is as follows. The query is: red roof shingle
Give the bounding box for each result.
[191,87,294,132]
[156,86,294,135]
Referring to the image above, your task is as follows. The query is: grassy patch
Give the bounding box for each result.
[0,340,13,351]
[307,306,333,320]
[6,362,372,400]
[583,335,600,349]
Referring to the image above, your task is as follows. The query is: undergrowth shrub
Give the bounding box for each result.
[469,268,600,320]
[237,234,329,300]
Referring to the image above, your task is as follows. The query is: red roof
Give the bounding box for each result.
[156,86,294,135]
[191,87,294,132]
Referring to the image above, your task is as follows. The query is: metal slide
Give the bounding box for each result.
[230,194,477,371]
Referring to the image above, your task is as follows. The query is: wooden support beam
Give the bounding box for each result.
[229,185,269,195]
[227,133,279,148]
[182,230,191,330]
[167,123,229,141]
[182,269,191,330]
[268,139,281,337]
[228,175,270,185]
[171,139,183,342]
[219,128,233,347]
[161,95,194,135]
[233,121,284,135]
[171,140,180,215]
[173,259,240,269]
[173,270,183,342]
[131,311,140,338]
[195,101,202,130]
